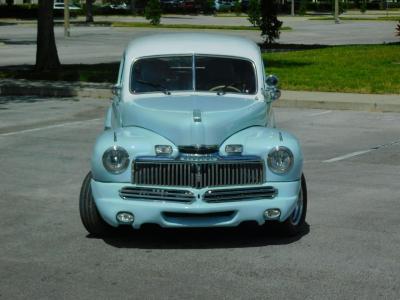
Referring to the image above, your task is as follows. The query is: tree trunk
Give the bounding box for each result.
[36,0,61,71]
[131,0,136,15]
[86,0,94,23]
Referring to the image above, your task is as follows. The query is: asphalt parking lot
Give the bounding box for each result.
[0,96,399,299]
[1,18,398,66]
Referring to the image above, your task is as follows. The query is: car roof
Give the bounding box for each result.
[124,33,261,62]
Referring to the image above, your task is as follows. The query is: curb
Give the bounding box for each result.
[276,91,400,113]
[1,80,399,113]
[275,97,400,113]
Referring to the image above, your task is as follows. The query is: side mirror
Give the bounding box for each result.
[263,74,281,102]
[112,85,122,97]
[266,74,279,87]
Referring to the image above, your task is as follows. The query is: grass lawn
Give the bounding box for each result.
[309,16,400,21]
[263,44,400,94]
[1,45,399,94]
[110,21,292,31]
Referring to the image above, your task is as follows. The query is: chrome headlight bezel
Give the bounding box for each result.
[102,146,130,174]
[155,145,173,156]
[225,144,243,155]
[267,146,294,174]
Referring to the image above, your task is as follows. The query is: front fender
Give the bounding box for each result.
[91,127,178,183]
[104,107,112,130]
[220,126,303,182]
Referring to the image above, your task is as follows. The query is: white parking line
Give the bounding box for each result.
[0,118,102,137]
[323,150,373,163]
[323,139,400,163]
[309,110,332,117]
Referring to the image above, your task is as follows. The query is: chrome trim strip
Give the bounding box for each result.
[120,186,195,203]
[193,109,202,122]
[203,186,277,203]
[192,53,196,92]
[135,154,262,162]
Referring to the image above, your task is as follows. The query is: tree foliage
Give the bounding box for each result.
[201,0,215,15]
[233,0,241,16]
[145,0,161,25]
[35,0,60,71]
[247,0,261,27]
[259,0,282,45]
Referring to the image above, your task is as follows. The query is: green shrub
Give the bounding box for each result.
[247,0,260,27]
[233,0,241,15]
[299,0,307,15]
[201,0,215,15]
[145,0,161,25]
[360,0,367,13]
[260,0,282,45]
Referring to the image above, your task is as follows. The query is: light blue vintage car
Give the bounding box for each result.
[79,33,307,236]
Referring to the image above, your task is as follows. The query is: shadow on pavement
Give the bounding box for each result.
[90,222,310,249]
[163,16,194,20]
[0,22,17,26]
[0,38,36,45]
[259,43,329,53]
[264,59,313,68]
[0,95,76,105]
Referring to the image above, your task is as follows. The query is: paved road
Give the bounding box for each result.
[0,17,398,66]
[0,96,399,299]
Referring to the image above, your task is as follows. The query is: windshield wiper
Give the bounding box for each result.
[136,79,171,95]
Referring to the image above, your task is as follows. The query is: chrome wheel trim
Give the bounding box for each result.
[290,187,304,226]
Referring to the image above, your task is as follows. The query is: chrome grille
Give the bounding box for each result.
[120,187,195,203]
[203,186,277,203]
[132,158,264,189]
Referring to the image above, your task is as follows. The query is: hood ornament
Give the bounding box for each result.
[193,109,202,122]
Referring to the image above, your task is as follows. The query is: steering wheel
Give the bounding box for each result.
[209,85,241,93]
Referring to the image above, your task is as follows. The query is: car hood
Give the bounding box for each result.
[120,95,267,146]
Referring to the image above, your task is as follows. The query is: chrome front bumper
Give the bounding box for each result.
[91,180,301,229]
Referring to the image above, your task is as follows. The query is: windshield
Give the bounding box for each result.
[130,55,256,95]
[131,56,193,94]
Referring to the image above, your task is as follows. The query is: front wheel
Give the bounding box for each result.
[79,172,113,236]
[278,173,308,236]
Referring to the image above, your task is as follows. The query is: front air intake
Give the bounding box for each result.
[178,145,219,154]
[132,157,264,189]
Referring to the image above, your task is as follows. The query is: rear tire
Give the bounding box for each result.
[79,172,113,236]
[278,173,308,237]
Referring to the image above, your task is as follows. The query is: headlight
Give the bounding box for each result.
[102,146,129,174]
[267,146,293,174]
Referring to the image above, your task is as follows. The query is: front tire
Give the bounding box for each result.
[278,173,308,236]
[79,172,112,236]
